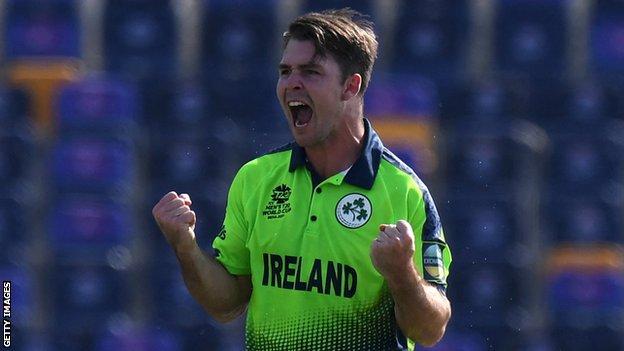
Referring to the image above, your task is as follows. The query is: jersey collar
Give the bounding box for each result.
[288,118,383,190]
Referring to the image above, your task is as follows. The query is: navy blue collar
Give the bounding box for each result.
[288,118,383,190]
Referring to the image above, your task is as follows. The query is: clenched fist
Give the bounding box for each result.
[153,191,197,253]
[370,220,416,280]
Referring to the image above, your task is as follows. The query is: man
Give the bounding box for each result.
[153,8,452,350]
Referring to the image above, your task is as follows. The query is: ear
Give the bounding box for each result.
[341,73,362,101]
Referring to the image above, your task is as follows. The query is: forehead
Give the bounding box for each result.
[280,39,335,67]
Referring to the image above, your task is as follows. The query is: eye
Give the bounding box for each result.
[279,68,291,76]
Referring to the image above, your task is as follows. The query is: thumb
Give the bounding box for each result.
[395,220,412,234]
[188,210,196,228]
[178,211,197,230]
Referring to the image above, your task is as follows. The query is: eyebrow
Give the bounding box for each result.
[278,61,323,70]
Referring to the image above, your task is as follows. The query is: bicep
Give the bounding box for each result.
[235,274,252,301]
[221,274,251,321]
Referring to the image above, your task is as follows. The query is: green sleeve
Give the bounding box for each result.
[409,185,451,290]
[212,165,251,275]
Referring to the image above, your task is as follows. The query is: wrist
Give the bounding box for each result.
[384,261,419,287]
[173,239,199,257]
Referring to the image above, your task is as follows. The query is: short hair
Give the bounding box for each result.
[282,8,378,95]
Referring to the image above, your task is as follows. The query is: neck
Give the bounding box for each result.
[305,115,366,180]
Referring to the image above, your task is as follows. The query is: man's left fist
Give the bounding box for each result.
[370,220,416,279]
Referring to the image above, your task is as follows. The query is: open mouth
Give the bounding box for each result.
[288,101,313,128]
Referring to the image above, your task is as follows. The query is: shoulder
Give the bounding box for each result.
[235,142,294,180]
[380,148,444,241]
[378,147,428,196]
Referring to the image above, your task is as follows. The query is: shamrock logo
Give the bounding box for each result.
[336,193,372,229]
[341,197,369,222]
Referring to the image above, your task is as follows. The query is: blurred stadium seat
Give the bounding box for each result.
[47,195,133,261]
[447,198,517,263]
[590,0,624,81]
[367,74,439,118]
[390,0,469,83]
[546,245,624,350]
[56,77,139,135]
[7,59,81,134]
[0,86,31,130]
[0,132,34,190]
[142,81,209,132]
[446,136,515,190]
[103,0,177,81]
[440,80,512,124]
[0,265,34,325]
[95,326,181,351]
[49,137,135,194]
[149,136,214,188]
[0,197,27,264]
[494,0,568,81]
[549,138,617,190]
[151,266,214,327]
[52,263,126,330]
[201,0,279,124]
[548,198,621,243]
[202,0,278,74]
[367,75,439,177]
[302,0,375,18]
[3,0,80,59]
[414,328,486,350]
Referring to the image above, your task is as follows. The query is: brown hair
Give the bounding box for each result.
[283,8,378,95]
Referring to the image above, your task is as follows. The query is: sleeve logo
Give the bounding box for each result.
[335,193,372,229]
[263,184,292,219]
[423,243,446,282]
[216,225,226,240]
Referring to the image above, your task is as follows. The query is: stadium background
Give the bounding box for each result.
[1,0,623,350]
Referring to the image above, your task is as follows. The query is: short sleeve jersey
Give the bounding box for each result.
[212,118,452,351]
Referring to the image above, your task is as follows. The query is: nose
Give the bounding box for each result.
[284,72,303,90]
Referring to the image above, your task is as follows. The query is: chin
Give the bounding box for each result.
[292,136,308,147]
[292,134,313,147]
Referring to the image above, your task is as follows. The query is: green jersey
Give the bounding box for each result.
[212,118,451,351]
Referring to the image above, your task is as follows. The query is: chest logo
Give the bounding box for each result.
[263,184,292,219]
[336,193,372,229]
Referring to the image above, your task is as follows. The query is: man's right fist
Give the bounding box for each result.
[152,191,197,253]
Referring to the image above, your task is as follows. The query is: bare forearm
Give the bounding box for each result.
[176,244,251,322]
[387,266,451,347]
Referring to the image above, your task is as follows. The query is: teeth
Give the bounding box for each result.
[288,101,306,107]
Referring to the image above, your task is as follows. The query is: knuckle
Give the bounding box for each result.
[171,199,184,207]
[163,192,176,201]
[396,220,409,230]
[154,211,165,221]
